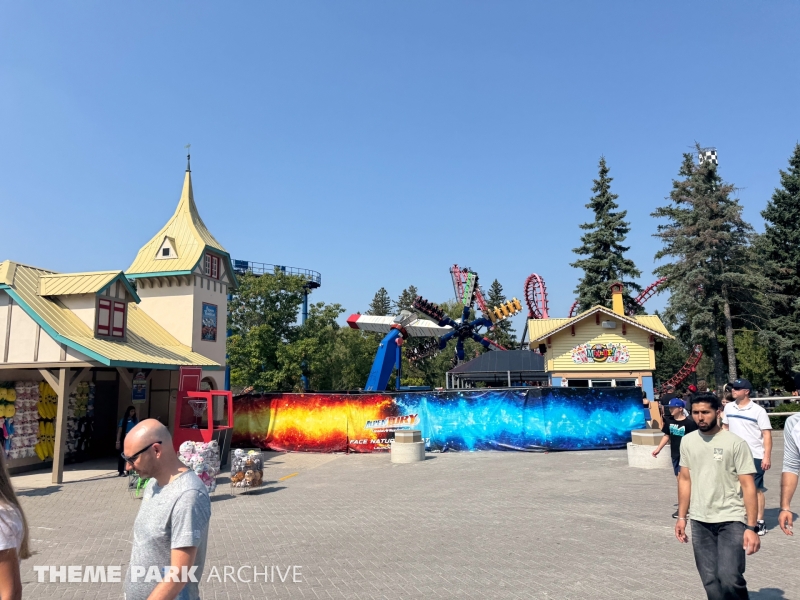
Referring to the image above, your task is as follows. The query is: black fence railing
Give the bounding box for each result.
[233,260,321,288]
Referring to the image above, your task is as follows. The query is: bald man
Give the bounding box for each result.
[122,420,211,600]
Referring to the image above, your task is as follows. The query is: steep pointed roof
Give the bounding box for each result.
[127,168,233,279]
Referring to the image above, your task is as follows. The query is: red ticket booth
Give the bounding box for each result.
[172,367,234,463]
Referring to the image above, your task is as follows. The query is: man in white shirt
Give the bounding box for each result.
[779,412,799,535]
[722,378,773,536]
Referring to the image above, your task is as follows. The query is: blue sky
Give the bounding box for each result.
[2,2,799,337]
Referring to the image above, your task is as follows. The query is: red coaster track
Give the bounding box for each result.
[524,274,550,319]
[658,345,703,394]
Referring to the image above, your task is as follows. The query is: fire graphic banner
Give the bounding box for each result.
[232,388,645,453]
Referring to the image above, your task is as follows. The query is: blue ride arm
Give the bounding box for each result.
[365,328,402,391]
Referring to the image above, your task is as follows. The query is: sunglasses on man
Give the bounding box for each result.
[121,441,162,464]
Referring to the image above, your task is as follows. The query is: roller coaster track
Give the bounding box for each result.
[627,277,668,316]
[567,277,669,317]
[658,345,704,394]
[524,274,550,319]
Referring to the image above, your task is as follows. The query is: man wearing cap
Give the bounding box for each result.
[722,378,773,536]
[652,398,699,517]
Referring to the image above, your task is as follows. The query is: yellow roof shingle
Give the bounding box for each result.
[0,261,219,369]
[127,170,230,277]
[528,306,674,342]
[39,271,139,300]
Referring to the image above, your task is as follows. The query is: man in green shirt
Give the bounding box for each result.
[675,392,760,600]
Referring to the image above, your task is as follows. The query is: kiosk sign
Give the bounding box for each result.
[202,303,218,341]
[132,372,147,403]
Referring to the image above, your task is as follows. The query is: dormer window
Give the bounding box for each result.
[155,236,177,260]
[204,253,220,279]
[97,298,127,340]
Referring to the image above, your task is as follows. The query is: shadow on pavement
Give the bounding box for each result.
[16,486,62,497]
[750,588,786,599]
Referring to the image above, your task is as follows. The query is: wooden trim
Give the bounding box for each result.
[52,367,69,484]
[68,367,90,394]
[3,297,13,362]
[0,361,95,370]
[38,368,59,390]
[33,324,41,362]
[116,367,133,388]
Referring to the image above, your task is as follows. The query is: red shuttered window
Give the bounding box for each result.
[112,301,126,338]
[97,299,111,336]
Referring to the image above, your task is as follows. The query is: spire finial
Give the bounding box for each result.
[185,143,191,172]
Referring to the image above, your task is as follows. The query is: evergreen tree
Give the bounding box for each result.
[484,279,516,349]
[394,285,419,313]
[759,143,800,388]
[652,146,768,385]
[571,157,641,313]
[366,287,392,316]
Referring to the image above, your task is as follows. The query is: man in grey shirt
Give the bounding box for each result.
[122,420,211,600]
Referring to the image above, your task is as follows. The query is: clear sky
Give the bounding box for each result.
[2,2,799,337]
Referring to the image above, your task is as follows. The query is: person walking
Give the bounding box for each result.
[675,392,760,600]
[123,419,211,600]
[652,398,698,517]
[779,411,799,535]
[116,405,138,477]
[0,450,32,600]
[722,378,773,536]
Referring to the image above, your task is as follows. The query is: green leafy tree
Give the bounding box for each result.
[759,143,800,388]
[277,302,379,391]
[734,330,775,392]
[484,279,516,349]
[571,157,641,313]
[227,271,306,390]
[367,287,392,316]
[652,146,769,385]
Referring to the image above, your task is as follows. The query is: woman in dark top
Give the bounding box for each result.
[115,406,138,476]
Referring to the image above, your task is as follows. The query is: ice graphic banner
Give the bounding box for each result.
[232,388,646,453]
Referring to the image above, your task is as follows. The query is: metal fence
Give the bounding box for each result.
[232,260,321,288]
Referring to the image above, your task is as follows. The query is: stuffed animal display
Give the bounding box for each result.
[2,382,47,460]
[231,449,264,489]
[178,440,220,492]
[65,382,94,458]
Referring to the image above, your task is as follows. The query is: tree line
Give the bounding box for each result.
[228,143,800,394]
[572,143,800,393]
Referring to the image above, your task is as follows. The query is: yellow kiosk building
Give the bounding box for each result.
[528,283,673,399]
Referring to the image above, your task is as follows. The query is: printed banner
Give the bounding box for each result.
[232,388,645,453]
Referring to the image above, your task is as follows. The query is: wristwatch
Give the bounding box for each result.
[744,525,757,532]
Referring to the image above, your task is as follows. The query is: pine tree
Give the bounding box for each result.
[652,146,768,386]
[759,143,800,387]
[394,285,419,313]
[366,287,392,316]
[571,157,641,313]
[485,279,516,349]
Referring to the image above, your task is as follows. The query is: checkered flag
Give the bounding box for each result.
[699,148,718,166]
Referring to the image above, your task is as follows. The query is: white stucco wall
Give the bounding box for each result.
[37,332,62,362]
[6,300,38,363]
[192,274,228,365]
[59,294,96,330]
[135,283,195,347]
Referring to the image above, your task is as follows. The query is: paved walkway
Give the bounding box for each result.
[15,434,797,599]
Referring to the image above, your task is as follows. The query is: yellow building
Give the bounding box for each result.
[527,283,673,399]
[0,160,236,481]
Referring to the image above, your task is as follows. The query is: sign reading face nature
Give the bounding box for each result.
[571,342,630,364]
